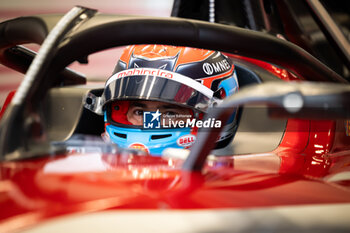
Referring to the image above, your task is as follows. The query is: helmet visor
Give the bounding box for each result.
[102,68,213,112]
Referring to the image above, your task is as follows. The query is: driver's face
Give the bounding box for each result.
[127,101,192,125]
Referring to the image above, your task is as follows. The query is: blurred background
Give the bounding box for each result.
[0,0,174,106]
[1,0,348,107]
[0,0,174,21]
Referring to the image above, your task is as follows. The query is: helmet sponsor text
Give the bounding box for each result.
[202,59,231,75]
[106,68,214,98]
[177,135,196,147]
[117,68,173,79]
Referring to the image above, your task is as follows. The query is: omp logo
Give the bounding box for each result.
[203,63,214,75]
[202,59,231,75]
[143,110,161,129]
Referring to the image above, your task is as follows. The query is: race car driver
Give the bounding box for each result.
[86,44,239,155]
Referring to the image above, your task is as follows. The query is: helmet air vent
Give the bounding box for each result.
[114,132,127,139]
[151,134,172,140]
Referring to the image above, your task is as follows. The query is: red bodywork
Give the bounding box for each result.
[1,59,350,232]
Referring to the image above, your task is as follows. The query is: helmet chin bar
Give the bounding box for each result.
[105,123,194,155]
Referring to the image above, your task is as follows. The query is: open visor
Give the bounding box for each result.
[101,68,214,112]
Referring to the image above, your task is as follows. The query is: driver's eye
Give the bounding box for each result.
[133,109,143,116]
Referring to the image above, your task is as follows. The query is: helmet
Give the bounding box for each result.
[88,45,239,155]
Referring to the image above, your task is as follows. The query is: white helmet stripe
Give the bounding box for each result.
[106,68,214,98]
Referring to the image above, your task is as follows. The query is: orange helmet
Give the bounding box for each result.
[99,45,239,154]
[113,45,235,90]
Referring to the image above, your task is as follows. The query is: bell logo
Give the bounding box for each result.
[177,135,196,147]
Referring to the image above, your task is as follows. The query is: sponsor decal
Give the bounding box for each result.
[117,68,173,79]
[202,59,231,75]
[177,134,196,147]
[106,68,214,98]
[346,120,350,136]
[203,63,214,75]
[128,143,150,154]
